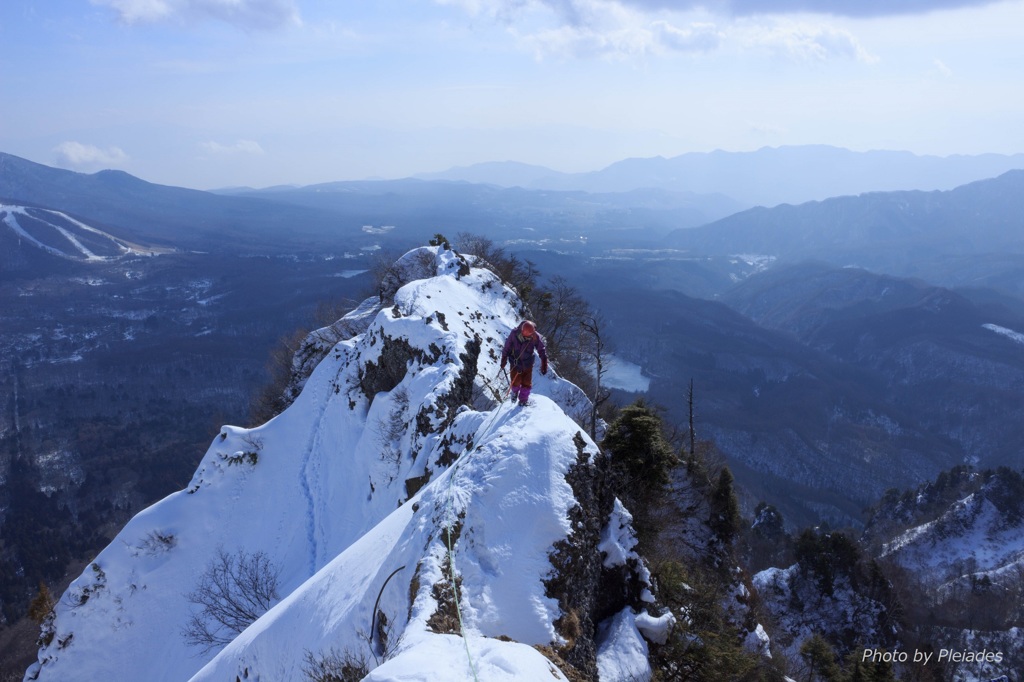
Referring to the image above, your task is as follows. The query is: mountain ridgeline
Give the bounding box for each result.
[416,145,1024,207]
[0,151,736,256]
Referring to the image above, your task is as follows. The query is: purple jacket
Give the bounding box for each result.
[501,324,547,371]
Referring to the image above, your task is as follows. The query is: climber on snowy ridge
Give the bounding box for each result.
[499,320,548,407]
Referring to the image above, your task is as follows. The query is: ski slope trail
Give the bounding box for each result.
[1,203,165,261]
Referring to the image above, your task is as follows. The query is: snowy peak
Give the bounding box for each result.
[28,245,655,682]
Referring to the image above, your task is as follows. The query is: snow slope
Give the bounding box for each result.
[27,246,650,681]
[1,203,158,260]
[189,395,582,681]
[982,323,1024,347]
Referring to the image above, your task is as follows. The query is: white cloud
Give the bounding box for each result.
[446,0,595,25]
[92,0,173,23]
[932,58,953,77]
[482,0,723,59]
[593,0,1008,19]
[53,142,130,170]
[438,0,876,63]
[740,21,879,62]
[435,0,1009,22]
[201,139,266,155]
[748,121,789,136]
[652,20,722,52]
[521,15,875,62]
[503,0,650,59]
[91,0,300,30]
[523,23,653,59]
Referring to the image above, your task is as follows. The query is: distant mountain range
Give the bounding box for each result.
[666,169,1024,293]
[8,147,1022,258]
[414,160,566,188]
[0,152,739,252]
[234,180,746,246]
[416,145,1024,207]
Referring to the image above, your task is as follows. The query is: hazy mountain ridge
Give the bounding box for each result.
[224,177,740,246]
[0,153,377,253]
[419,146,1024,207]
[1,152,737,257]
[413,160,568,187]
[667,170,1024,279]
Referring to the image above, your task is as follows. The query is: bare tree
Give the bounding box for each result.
[532,275,592,362]
[452,232,538,307]
[248,325,312,424]
[312,298,360,330]
[687,378,696,458]
[580,314,612,439]
[1012,563,1024,626]
[454,233,504,272]
[183,548,280,652]
[369,248,406,304]
[302,648,370,682]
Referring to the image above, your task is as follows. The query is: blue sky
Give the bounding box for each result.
[1,0,1022,189]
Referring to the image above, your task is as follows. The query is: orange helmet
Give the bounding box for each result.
[521,320,536,337]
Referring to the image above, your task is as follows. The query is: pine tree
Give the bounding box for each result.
[601,400,677,549]
[709,466,742,545]
[601,399,676,490]
[866,659,897,682]
[800,633,841,681]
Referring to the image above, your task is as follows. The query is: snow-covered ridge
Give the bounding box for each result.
[28,245,657,682]
[869,471,1024,681]
[881,490,1024,590]
[1,203,166,261]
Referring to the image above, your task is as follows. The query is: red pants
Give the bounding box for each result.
[510,367,533,389]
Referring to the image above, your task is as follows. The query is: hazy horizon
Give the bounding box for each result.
[2,0,1023,190]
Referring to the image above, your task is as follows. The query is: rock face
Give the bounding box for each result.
[26,245,660,682]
